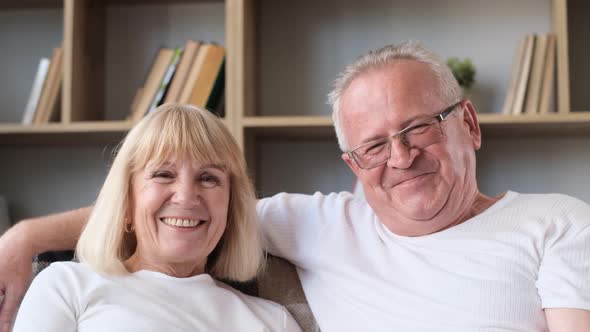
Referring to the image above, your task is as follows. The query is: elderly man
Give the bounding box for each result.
[1,42,589,331]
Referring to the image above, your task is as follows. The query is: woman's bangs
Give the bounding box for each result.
[132,109,228,172]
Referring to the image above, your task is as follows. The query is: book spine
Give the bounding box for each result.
[23,58,50,124]
[148,48,183,113]
[206,58,225,116]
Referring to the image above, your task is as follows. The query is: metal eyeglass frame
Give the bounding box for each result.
[348,101,462,169]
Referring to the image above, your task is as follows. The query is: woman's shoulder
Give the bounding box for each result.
[34,261,105,289]
[35,261,81,279]
[39,261,93,277]
[213,280,300,330]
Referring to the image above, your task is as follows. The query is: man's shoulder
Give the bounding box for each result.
[258,191,364,208]
[508,191,588,213]
[498,191,590,232]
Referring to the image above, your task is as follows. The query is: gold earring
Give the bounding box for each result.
[124,221,135,233]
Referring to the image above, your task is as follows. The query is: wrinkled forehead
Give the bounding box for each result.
[347,61,444,108]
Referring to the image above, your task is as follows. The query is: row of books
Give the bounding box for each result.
[501,33,556,115]
[128,40,226,122]
[22,46,63,124]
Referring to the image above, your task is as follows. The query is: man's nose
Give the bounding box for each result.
[385,138,418,169]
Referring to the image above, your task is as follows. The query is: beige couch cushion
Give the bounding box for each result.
[257,256,319,332]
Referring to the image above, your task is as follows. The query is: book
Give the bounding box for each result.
[22,58,50,124]
[129,87,144,117]
[539,34,556,114]
[34,47,63,124]
[179,44,208,103]
[179,44,225,110]
[147,47,182,113]
[41,49,64,123]
[524,34,548,115]
[512,34,536,115]
[188,45,225,109]
[129,48,175,122]
[211,89,226,118]
[501,37,527,115]
[205,59,225,114]
[164,40,201,104]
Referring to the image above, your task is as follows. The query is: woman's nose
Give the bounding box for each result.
[171,181,201,207]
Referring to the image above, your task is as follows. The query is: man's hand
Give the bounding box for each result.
[0,225,34,332]
[0,206,91,331]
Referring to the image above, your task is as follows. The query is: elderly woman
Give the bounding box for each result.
[14,104,301,331]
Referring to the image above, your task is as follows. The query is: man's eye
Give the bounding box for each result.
[200,174,222,188]
[364,142,386,155]
[406,123,432,135]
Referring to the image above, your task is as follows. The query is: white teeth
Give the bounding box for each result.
[161,218,201,227]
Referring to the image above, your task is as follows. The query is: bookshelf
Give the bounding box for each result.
[0,0,588,139]
[0,0,227,128]
[2,0,590,218]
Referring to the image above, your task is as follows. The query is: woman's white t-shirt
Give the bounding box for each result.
[14,262,301,332]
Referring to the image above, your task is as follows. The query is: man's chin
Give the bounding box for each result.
[389,193,445,221]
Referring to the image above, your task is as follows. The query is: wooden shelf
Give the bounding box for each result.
[241,112,590,141]
[0,0,219,9]
[478,112,590,137]
[2,113,589,145]
[0,118,229,145]
[0,0,62,9]
[105,0,223,4]
[242,116,335,140]
[0,121,133,145]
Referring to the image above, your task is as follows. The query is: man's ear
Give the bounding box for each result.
[460,100,482,150]
[342,153,362,178]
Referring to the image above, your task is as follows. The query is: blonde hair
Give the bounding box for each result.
[76,103,263,281]
[327,41,463,151]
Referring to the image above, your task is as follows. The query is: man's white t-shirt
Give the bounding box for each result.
[257,191,590,331]
[14,262,301,332]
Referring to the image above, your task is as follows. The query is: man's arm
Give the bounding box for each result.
[0,206,91,332]
[545,308,590,331]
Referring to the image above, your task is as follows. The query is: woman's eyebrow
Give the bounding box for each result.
[199,163,226,171]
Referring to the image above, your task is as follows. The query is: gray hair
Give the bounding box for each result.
[327,41,463,152]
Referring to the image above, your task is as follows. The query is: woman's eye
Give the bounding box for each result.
[152,171,173,179]
[200,174,222,188]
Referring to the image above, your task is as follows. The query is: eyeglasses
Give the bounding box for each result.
[348,102,461,170]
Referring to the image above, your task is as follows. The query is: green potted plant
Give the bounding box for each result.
[446,57,476,91]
